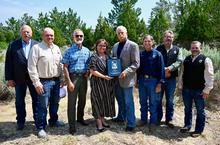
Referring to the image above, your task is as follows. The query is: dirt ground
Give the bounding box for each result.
[0,87,220,145]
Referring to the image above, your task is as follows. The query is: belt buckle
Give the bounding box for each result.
[144,74,150,78]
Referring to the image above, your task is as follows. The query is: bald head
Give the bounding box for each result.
[20,25,32,43]
[42,27,54,46]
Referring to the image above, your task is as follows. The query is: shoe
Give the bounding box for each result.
[102,123,110,128]
[180,127,191,133]
[111,117,125,123]
[125,126,135,132]
[96,125,105,132]
[16,124,24,130]
[38,129,47,138]
[149,124,157,133]
[69,127,76,135]
[190,131,202,137]
[136,120,147,127]
[165,121,175,128]
[77,120,89,126]
[50,120,65,127]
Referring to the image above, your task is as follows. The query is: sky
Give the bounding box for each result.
[0,0,159,28]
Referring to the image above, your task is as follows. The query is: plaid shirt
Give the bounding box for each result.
[61,44,91,73]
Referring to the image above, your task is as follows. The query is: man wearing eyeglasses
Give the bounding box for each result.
[28,27,64,138]
[61,29,91,135]
[156,30,183,128]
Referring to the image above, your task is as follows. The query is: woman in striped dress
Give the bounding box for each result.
[89,39,115,132]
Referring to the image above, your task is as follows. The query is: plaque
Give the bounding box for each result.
[107,58,122,77]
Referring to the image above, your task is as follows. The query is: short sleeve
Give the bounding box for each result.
[89,54,98,71]
[61,49,70,65]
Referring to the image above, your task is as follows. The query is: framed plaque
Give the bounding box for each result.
[107,58,122,77]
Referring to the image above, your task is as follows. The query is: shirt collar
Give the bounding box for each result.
[72,43,83,50]
[22,39,31,45]
[42,41,54,48]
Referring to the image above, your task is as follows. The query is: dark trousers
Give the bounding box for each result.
[68,74,87,128]
[15,78,38,126]
[182,87,205,133]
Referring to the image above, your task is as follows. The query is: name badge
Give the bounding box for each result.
[107,57,122,77]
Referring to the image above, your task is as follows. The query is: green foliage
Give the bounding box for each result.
[0,41,8,50]
[201,45,220,72]
[108,0,148,44]
[95,14,116,48]
[148,0,172,44]
[181,44,220,72]
[173,0,219,47]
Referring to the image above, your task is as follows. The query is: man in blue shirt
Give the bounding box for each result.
[137,35,165,131]
[62,29,91,135]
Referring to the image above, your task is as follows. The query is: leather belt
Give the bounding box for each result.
[144,74,156,79]
[40,77,59,81]
[70,73,85,77]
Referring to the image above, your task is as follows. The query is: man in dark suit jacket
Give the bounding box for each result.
[5,25,38,130]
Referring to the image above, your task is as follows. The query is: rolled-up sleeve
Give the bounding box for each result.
[203,57,214,94]
[28,45,41,88]
[168,48,183,71]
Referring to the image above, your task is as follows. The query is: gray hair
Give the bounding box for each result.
[19,24,32,34]
[163,30,174,37]
[72,29,84,37]
[116,25,127,34]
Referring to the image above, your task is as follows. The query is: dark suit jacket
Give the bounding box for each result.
[5,38,38,84]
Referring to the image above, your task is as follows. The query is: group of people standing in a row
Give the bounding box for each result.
[5,24,214,138]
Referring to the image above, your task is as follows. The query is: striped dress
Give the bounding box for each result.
[89,53,115,119]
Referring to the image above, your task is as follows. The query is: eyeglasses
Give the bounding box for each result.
[45,34,54,37]
[75,35,83,38]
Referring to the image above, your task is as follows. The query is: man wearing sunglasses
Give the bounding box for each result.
[62,29,91,135]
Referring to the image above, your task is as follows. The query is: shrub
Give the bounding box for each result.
[0,41,8,50]
[181,44,220,72]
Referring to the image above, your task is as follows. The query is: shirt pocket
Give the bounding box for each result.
[54,52,61,65]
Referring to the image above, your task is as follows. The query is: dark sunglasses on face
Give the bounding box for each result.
[75,35,83,38]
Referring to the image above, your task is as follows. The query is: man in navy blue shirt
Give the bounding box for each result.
[137,35,165,131]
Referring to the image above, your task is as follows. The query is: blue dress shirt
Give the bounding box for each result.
[61,44,91,73]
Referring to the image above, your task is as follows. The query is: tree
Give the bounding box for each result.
[94,14,115,49]
[174,0,216,47]
[108,0,147,44]
[148,0,172,44]
[5,17,20,39]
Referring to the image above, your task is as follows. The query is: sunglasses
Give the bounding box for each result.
[75,35,83,38]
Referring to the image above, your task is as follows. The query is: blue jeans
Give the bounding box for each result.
[182,87,205,133]
[36,79,60,130]
[115,82,136,128]
[15,78,38,126]
[158,78,176,122]
[138,77,161,124]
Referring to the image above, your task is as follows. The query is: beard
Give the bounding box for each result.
[75,40,83,45]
